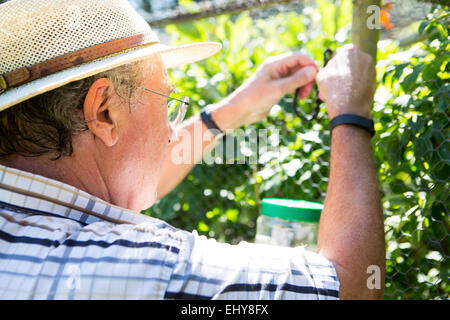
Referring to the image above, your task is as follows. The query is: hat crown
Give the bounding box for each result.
[0,0,158,75]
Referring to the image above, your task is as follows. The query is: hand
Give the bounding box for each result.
[216,52,318,128]
[316,44,376,120]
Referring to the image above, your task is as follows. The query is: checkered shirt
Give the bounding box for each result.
[0,164,340,299]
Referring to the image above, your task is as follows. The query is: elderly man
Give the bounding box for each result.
[0,0,384,300]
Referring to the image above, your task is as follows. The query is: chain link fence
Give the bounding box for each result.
[143,0,449,299]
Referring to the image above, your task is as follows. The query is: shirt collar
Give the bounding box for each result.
[0,164,154,225]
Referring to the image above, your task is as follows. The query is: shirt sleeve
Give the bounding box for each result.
[164,230,340,300]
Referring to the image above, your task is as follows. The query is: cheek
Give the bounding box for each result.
[133,105,170,161]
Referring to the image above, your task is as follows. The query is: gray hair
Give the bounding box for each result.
[0,59,150,160]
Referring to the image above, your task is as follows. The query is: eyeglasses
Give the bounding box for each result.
[137,86,190,127]
[84,86,190,127]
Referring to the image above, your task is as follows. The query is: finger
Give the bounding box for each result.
[318,91,326,101]
[276,65,317,94]
[269,51,319,72]
[297,81,314,100]
[297,85,311,100]
[284,52,318,69]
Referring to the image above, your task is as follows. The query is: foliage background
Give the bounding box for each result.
[140,0,450,300]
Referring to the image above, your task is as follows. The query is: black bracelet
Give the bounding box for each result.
[329,114,375,137]
[200,110,223,137]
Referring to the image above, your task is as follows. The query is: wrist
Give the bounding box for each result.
[330,113,375,137]
[331,124,373,140]
[328,103,373,120]
[329,110,372,120]
[207,97,243,131]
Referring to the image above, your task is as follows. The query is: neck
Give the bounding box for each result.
[0,148,113,205]
[0,133,159,212]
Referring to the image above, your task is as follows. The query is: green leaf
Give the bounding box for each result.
[419,21,431,35]
[423,58,443,81]
[401,64,425,92]
[225,209,239,222]
[198,221,210,232]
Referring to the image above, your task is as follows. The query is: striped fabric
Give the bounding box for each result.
[0,164,340,299]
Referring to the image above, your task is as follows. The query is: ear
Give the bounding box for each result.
[84,78,120,147]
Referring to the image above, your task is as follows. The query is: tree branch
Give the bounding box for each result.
[147,0,299,27]
[351,0,381,62]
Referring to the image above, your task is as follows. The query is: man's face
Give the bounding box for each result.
[107,56,174,210]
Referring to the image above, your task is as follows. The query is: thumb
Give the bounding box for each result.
[275,65,317,94]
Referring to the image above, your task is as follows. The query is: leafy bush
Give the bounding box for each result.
[373,10,449,299]
[144,0,449,299]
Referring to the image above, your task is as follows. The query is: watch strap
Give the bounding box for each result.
[200,110,223,137]
[329,114,375,137]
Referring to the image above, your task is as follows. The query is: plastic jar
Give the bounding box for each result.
[255,198,323,250]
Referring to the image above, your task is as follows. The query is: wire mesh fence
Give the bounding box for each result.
[143,0,449,299]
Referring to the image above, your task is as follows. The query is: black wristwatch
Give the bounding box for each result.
[200,109,224,137]
[329,114,375,137]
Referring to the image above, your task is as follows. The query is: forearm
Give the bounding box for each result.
[156,99,241,199]
[317,125,385,299]
[156,52,319,199]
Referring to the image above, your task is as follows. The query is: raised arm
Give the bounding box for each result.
[157,52,319,199]
[316,44,385,299]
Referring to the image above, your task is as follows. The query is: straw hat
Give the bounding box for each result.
[0,0,222,112]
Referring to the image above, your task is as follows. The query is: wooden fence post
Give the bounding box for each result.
[351,0,381,63]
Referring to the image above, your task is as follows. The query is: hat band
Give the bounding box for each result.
[0,33,157,94]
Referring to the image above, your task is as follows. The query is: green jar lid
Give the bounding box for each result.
[260,198,323,222]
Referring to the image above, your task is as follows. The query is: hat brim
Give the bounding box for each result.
[0,41,222,112]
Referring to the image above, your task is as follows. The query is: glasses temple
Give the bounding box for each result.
[139,86,189,105]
